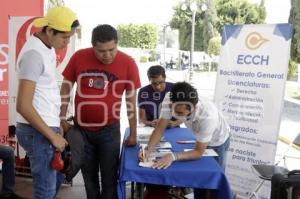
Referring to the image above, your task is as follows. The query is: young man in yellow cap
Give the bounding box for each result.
[15,6,79,199]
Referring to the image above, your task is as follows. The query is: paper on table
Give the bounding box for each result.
[137,126,154,143]
[155,141,172,149]
[184,149,219,156]
[138,151,172,168]
[137,126,154,136]
[139,161,154,168]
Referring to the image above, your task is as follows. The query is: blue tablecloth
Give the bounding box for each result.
[117,127,233,199]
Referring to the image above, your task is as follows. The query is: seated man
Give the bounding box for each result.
[138,65,181,128]
[0,145,28,199]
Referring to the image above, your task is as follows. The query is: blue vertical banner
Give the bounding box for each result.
[214,24,293,198]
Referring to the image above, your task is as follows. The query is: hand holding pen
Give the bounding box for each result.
[138,144,150,162]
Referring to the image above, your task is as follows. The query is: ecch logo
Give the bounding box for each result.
[237,32,270,66]
[245,32,268,50]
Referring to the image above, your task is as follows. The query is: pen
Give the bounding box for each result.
[141,144,146,162]
[176,140,196,144]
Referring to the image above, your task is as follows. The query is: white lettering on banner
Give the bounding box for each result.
[0,90,8,96]
[0,44,9,65]
[0,98,8,105]
[0,68,7,81]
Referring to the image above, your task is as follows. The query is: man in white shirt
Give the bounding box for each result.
[140,81,231,198]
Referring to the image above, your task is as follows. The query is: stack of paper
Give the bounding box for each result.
[137,126,166,144]
[137,126,153,144]
[155,141,172,149]
[137,126,154,136]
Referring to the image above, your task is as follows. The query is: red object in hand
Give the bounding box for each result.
[51,151,64,171]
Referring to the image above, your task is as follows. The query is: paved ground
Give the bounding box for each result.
[3,64,300,198]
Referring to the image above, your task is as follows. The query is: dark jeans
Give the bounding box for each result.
[0,145,15,193]
[80,122,121,199]
[194,137,230,199]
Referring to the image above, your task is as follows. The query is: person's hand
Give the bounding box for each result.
[60,119,72,133]
[167,120,182,128]
[138,146,151,162]
[51,133,68,152]
[150,119,158,127]
[124,134,137,147]
[152,153,175,169]
[167,121,176,128]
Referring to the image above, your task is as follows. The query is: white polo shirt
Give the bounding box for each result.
[160,92,230,146]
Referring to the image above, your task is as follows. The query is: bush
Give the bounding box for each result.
[140,56,148,63]
[208,37,221,56]
[148,50,157,62]
[288,59,298,80]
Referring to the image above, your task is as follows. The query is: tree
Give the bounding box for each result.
[117,24,158,49]
[289,0,300,63]
[170,0,218,52]
[47,0,64,7]
[170,0,265,52]
[207,36,221,55]
[203,0,219,51]
[215,0,266,34]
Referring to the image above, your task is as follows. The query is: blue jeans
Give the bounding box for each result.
[80,122,121,199]
[16,123,64,199]
[0,145,15,193]
[207,137,230,170]
[194,137,230,199]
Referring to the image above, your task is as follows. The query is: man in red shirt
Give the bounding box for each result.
[60,24,141,199]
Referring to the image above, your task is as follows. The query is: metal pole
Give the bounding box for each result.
[163,25,167,68]
[190,10,196,82]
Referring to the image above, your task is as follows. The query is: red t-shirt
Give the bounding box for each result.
[63,48,141,131]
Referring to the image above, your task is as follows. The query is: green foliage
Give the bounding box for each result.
[207,36,221,55]
[215,0,266,33]
[48,0,64,7]
[117,24,158,49]
[170,0,266,52]
[289,0,300,62]
[140,56,148,63]
[170,0,218,52]
[288,59,298,80]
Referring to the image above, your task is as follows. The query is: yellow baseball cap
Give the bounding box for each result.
[33,6,77,32]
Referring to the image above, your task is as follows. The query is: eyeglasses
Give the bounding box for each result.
[150,81,165,87]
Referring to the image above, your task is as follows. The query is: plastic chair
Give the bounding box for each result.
[248,133,300,199]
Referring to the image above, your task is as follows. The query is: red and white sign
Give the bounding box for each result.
[8,16,76,129]
[0,0,43,142]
